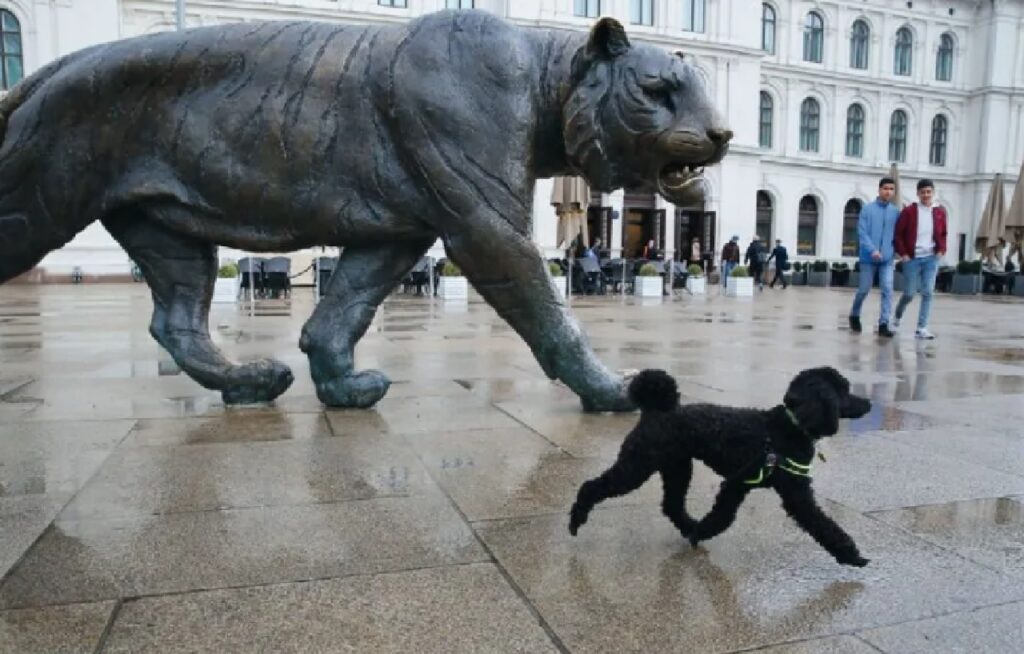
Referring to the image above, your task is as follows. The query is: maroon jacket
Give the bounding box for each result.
[894,203,948,258]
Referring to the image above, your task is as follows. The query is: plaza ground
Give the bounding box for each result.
[1,283,1023,653]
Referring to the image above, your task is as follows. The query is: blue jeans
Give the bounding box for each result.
[850,260,894,326]
[722,261,737,287]
[896,255,939,329]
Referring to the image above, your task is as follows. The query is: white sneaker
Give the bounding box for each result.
[892,317,901,329]
[915,328,936,340]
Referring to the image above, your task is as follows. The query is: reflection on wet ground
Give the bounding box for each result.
[0,284,1022,652]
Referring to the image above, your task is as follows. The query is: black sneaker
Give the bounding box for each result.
[878,323,895,338]
[849,316,862,333]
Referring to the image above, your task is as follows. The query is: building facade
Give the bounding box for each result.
[1,0,1022,277]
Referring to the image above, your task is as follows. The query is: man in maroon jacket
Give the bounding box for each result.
[893,179,947,339]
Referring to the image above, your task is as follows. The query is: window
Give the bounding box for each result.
[446,0,474,7]
[894,27,912,76]
[798,196,819,256]
[842,199,862,257]
[759,92,773,149]
[630,0,654,26]
[683,1,705,33]
[378,0,407,7]
[762,4,776,54]
[803,12,824,63]
[574,0,600,17]
[845,104,864,158]
[756,191,774,246]
[936,33,954,81]
[930,115,947,166]
[888,110,908,162]
[800,98,820,152]
[850,20,869,69]
[0,9,22,90]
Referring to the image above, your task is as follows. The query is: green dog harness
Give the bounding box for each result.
[742,408,817,485]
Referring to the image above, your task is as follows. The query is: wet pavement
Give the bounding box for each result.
[1,283,1022,653]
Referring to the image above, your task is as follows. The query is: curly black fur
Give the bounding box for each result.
[628,369,679,412]
[569,366,874,567]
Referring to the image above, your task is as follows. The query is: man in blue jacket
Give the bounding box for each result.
[849,177,900,337]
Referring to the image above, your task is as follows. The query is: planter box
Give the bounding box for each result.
[552,276,567,299]
[212,277,239,304]
[951,274,981,295]
[438,276,469,300]
[847,271,860,288]
[635,276,663,297]
[807,271,830,287]
[831,270,850,287]
[686,276,706,294]
[726,277,754,297]
[791,271,807,286]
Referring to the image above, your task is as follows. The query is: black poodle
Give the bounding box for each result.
[569,367,873,567]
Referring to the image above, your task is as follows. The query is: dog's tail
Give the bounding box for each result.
[628,369,679,412]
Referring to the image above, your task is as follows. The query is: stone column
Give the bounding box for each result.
[608,189,625,258]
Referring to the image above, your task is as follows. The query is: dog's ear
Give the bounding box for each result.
[784,372,840,437]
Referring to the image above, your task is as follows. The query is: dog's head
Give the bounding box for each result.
[783,367,870,438]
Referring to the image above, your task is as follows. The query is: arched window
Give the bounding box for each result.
[850,20,869,69]
[756,191,774,246]
[0,9,23,90]
[759,91,773,149]
[683,0,705,33]
[800,98,820,152]
[930,115,948,166]
[894,27,913,76]
[936,33,954,81]
[845,104,865,157]
[888,110,908,162]
[798,196,819,256]
[803,12,824,63]
[842,199,862,257]
[762,4,776,54]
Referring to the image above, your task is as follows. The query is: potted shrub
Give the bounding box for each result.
[685,263,705,294]
[936,265,955,292]
[791,261,807,286]
[808,260,830,287]
[635,263,663,297]
[438,261,469,300]
[893,260,905,292]
[830,261,850,287]
[726,265,754,297]
[952,259,982,295]
[548,261,567,298]
[213,262,239,303]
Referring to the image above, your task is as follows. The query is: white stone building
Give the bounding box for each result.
[1,0,1021,278]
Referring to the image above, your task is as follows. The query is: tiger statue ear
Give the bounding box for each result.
[572,18,631,84]
[586,17,631,59]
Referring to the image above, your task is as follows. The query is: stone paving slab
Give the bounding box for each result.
[858,600,1024,654]
[101,564,558,654]
[0,601,115,654]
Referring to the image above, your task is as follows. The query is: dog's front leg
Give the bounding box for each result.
[688,481,751,547]
[776,480,869,567]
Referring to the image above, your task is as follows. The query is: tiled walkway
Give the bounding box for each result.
[1,283,1022,652]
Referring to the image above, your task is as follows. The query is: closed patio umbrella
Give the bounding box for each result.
[552,176,591,301]
[975,174,1006,268]
[1004,160,1024,267]
[888,163,903,209]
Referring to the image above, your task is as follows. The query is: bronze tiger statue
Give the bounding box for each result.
[0,11,731,410]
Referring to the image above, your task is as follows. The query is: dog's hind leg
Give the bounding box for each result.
[776,481,868,567]
[569,459,654,535]
[688,481,751,547]
[660,464,697,537]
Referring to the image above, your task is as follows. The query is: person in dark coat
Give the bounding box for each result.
[767,239,789,289]
[720,235,740,287]
[744,235,768,290]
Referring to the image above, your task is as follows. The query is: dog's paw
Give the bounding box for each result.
[838,554,870,567]
[568,507,586,536]
[687,534,702,549]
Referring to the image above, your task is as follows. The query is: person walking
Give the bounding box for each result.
[767,239,789,288]
[690,238,702,270]
[720,235,740,288]
[849,177,900,337]
[893,179,947,339]
[744,235,768,291]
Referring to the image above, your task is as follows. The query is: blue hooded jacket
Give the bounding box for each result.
[858,199,899,263]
